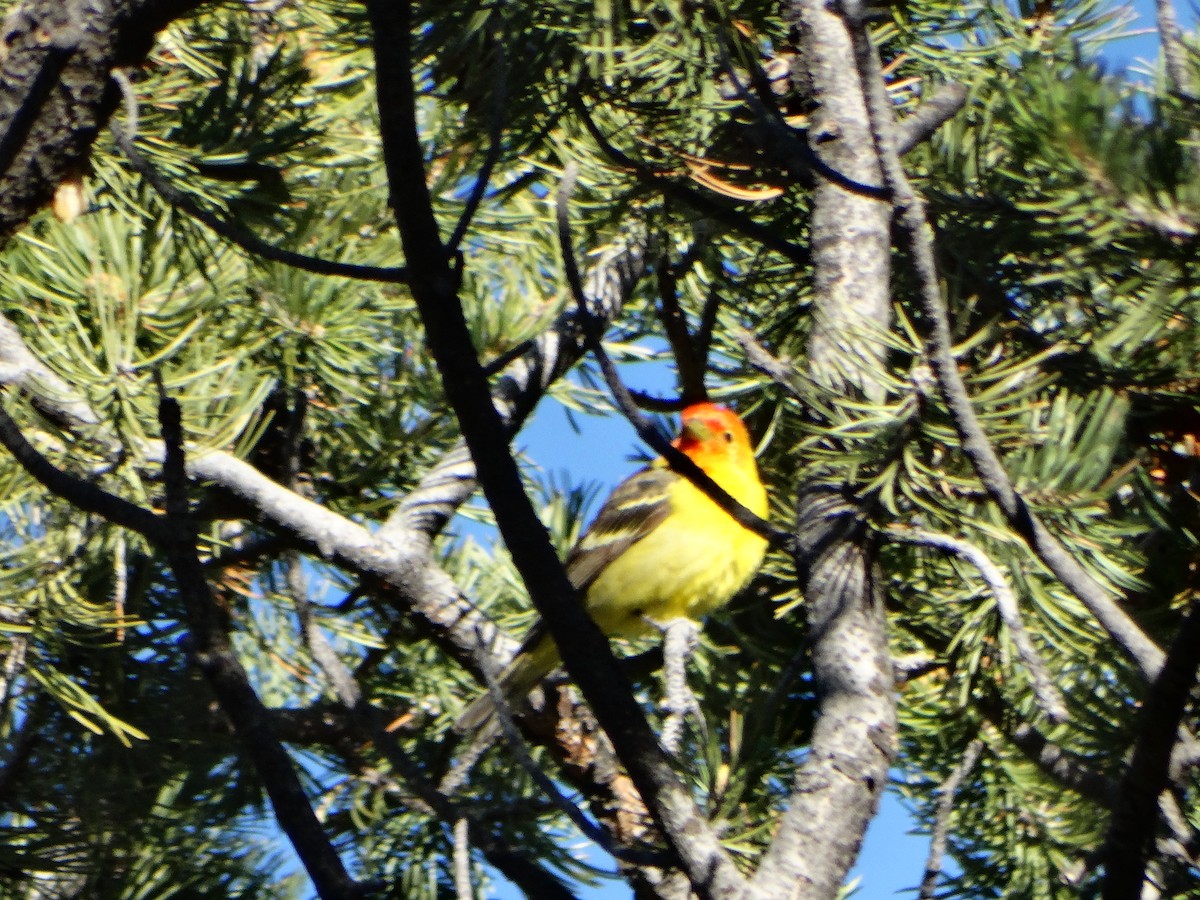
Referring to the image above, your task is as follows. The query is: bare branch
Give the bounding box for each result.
[919,738,984,900]
[888,527,1067,723]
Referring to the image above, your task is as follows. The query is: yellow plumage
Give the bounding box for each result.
[456,403,768,733]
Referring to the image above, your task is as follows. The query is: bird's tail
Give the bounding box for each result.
[453,634,560,734]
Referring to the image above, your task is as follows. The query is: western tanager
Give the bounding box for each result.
[456,402,768,733]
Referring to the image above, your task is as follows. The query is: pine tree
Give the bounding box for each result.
[0,0,1197,897]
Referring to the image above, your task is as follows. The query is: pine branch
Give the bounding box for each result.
[155,388,369,899]
[284,557,573,899]
[887,526,1067,723]
[109,76,409,284]
[846,2,1166,681]
[364,5,747,895]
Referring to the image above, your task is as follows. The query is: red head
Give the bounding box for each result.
[673,403,753,458]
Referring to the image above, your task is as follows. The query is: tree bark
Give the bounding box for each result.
[0,0,205,240]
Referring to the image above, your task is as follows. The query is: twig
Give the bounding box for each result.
[894,83,969,156]
[108,75,409,285]
[0,634,27,713]
[845,5,1166,682]
[557,163,789,551]
[659,619,702,756]
[919,738,984,900]
[887,526,1067,723]
[154,381,368,899]
[892,651,941,685]
[445,41,506,257]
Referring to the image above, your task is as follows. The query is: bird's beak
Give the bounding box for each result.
[675,418,712,448]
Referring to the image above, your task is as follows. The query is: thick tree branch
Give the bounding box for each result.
[752,487,896,898]
[364,4,747,896]
[1102,597,1200,899]
[0,0,207,240]
[748,5,898,896]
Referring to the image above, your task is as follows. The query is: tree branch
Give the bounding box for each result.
[749,5,898,895]
[0,0,208,239]
[1102,597,1200,899]
[845,1,1166,681]
[108,79,409,284]
[751,487,896,898]
[919,738,984,900]
[364,5,747,895]
[156,386,370,899]
[888,526,1066,723]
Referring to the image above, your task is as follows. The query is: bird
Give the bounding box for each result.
[455,402,769,734]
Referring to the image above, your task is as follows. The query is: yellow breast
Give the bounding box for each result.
[583,459,768,636]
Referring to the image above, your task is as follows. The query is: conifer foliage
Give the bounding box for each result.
[0,0,1198,897]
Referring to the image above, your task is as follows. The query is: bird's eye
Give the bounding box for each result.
[724,430,734,443]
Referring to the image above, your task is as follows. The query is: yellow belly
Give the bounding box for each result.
[583,476,768,637]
